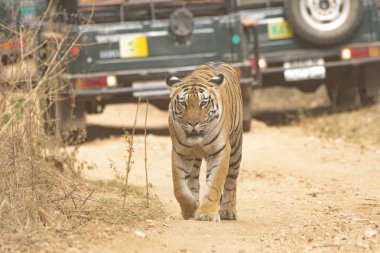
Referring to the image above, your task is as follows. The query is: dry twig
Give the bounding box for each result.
[144,100,150,207]
[123,96,141,208]
[82,188,96,206]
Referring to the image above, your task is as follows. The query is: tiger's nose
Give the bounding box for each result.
[187,121,200,132]
[188,121,200,127]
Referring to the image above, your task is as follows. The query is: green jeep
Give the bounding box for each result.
[239,0,380,109]
[43,0,260,137]
[0,0,46,83]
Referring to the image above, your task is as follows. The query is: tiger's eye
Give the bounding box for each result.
[179,101,187,107]
[200,101,208,107]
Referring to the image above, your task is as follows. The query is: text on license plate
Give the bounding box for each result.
[283,59,326,82]
[268,21,293,40]
[119,35,149,58]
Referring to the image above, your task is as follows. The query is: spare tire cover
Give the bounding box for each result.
[284,0,363,46]
[169,8,194,44]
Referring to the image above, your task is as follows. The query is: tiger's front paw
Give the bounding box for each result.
[219,208,237,220]
[194,204,220,222]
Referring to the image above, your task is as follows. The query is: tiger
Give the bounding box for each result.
[166,62,243,222]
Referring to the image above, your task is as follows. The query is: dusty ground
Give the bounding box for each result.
[74,91,380,253]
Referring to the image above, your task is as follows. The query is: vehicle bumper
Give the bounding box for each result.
[262,56,380,75]
[260,42,380,76]
[63,62,253,99]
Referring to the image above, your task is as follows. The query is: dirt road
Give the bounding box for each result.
[77,103,380,253]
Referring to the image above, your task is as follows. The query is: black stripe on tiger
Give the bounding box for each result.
[230,138,242,158]
[172,126,192,148]
[229,154,242,170]
[172,145,192,159]
[176,166,189,175]
[226,174,238,179]
[224,186,236,192]
[209,143,226,157]
[204,120,224,146]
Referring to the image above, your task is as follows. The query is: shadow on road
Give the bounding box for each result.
[86,124,170,142]
[85,105,336,142]
[252,105,333,126]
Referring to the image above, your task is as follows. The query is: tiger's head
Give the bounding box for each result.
[166,73,225,144]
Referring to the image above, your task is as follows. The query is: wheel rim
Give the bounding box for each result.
[300,0,351,32]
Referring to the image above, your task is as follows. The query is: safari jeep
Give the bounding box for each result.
[0,0,46,84]
[43,0,260,138]
[239,0,380,109]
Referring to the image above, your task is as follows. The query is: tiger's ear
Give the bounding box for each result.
[166,75,181,88]
[209,74,224,86]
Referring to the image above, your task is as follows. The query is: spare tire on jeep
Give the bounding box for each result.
[284,0,363,46]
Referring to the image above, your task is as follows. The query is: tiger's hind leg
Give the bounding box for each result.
[220,134,242,220]
[172,151,200,219]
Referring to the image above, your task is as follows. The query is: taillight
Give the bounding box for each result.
[368,47,380,57]
[70,46,80,56]
[249,58,256,70]
[234,67,241,77]
[1,37,27,51]
[75,77,107,90]
[341,46,380,60]
[75,75,117,90]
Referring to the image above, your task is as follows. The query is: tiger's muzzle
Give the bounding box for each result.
[184,121,204,139]
[185,129,204,138]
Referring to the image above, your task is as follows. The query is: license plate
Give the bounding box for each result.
[20,6,36,23]
[21,6,36,16]
[268,21,293,40]
[283,58,326,82]
[119,35,148,58]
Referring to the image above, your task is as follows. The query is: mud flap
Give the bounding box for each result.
[241,83,252,132]
[44,94,87,143]
[362,62,380,98]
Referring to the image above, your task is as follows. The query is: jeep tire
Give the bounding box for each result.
[284,0,363,46]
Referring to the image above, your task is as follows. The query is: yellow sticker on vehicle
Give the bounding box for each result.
[268,21,294,40]
[119,35,149,58]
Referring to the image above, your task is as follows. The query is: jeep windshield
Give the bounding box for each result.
[73,0,229,23]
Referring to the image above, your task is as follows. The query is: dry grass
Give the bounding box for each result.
[252,86,380,146]
[0,1,85,233]
[92,180,163,225]
[300,103,380,146]
[0,4,164,252]
[252,85,330,112]
[0,78,164,253]
[0,89,98,252]
[0,179,164,252]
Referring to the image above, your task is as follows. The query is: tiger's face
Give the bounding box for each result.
[166,74,224,144]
